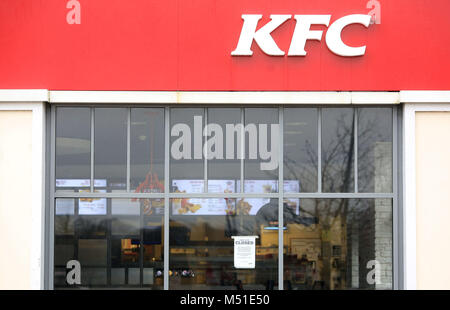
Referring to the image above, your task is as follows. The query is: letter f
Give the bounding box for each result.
[288,15,331,56]
[231,14,291,56]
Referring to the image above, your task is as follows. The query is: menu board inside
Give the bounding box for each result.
[55,179,108,215]
[171,180,300,216]
[172,180,236,215]
[238,180,300,216]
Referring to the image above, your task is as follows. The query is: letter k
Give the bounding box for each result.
[231,14,291,56]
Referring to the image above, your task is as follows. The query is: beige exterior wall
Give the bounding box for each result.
[415,112,450,290]
[0,111,33,289]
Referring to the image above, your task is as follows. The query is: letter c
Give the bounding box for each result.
[325,14,371,57]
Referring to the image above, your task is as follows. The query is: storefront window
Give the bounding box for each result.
[357,108,393,193]
[52,106,396,290]
[130,108,165,192]
[284,108,318,193]
[54,198,164,289]
[321,108,355,193]
[94,108,128,192]
[170,108,205,193]
[207,108,241,192]
[283,199,392,290]
[244,108,279,193]
[56,108,91,193]
[169,198,278,290]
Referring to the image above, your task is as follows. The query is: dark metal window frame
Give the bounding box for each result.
[46,104,402,290]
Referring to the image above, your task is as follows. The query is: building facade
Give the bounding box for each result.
[0,0,450,290]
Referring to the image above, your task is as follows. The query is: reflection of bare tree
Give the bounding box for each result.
[291,110,390,223]
[284,139,317,193]
[56,215,73,235]
[74,217,108,235]
[320,113,355,234]
[284,109,392,290]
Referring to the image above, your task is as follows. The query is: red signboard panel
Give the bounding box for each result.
[0,0,449,91]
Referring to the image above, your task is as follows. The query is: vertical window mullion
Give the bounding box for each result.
[354,108,358,193]
[163,107,170,290]
[318,108,322,193]
[49,106,56,290]
[107,199,112,286]
[240,108,244,193]
[90,107,95,192]
[278,107,284,290]
[393,107,399,289]
[204,108,208,193]
[127,108,131,192]
[139,198,144,287]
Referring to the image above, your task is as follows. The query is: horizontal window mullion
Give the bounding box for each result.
[54,192,394,199]
[168,193,278,199]
[54,192,165,199]
[283,193,394,199]
[54,193,277,199]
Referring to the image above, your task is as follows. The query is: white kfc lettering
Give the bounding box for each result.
[325,14,371,56]
[231,14,372,57]
[288,15,331,56]
[231,14,291,56]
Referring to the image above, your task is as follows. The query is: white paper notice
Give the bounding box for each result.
[232,236,258,269]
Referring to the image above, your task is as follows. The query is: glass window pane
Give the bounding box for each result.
[109,209,164,289]
[54,242,74,266]
[143,268,155,285]
[284,108,318,193]
[54,198,77,288]
[170,108,204,193]
[56,198,75,216]
[54,198,164,289]
[143,204,164,289]
[111,238,140,286]
[54,267,68,287]
[55,215,75,235]
[283,198,392,290]
[111,217,140,236]
[358,108,393,193]
[128,268,141,285]
[56,107,91,192]
[81,268,107,286]
[53,106,396,290]
[94,108,127,192]
[78,239,107,266]
[169,198,278,290]
[321,108,355,193]
[207,108,241,192]
[244,108,279,193]
[76,216,107,236]
[131,108,165,193]
[111,268,126,285]
[111,198,140,216]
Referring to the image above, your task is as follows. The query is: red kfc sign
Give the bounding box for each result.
[0,0,450,91]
